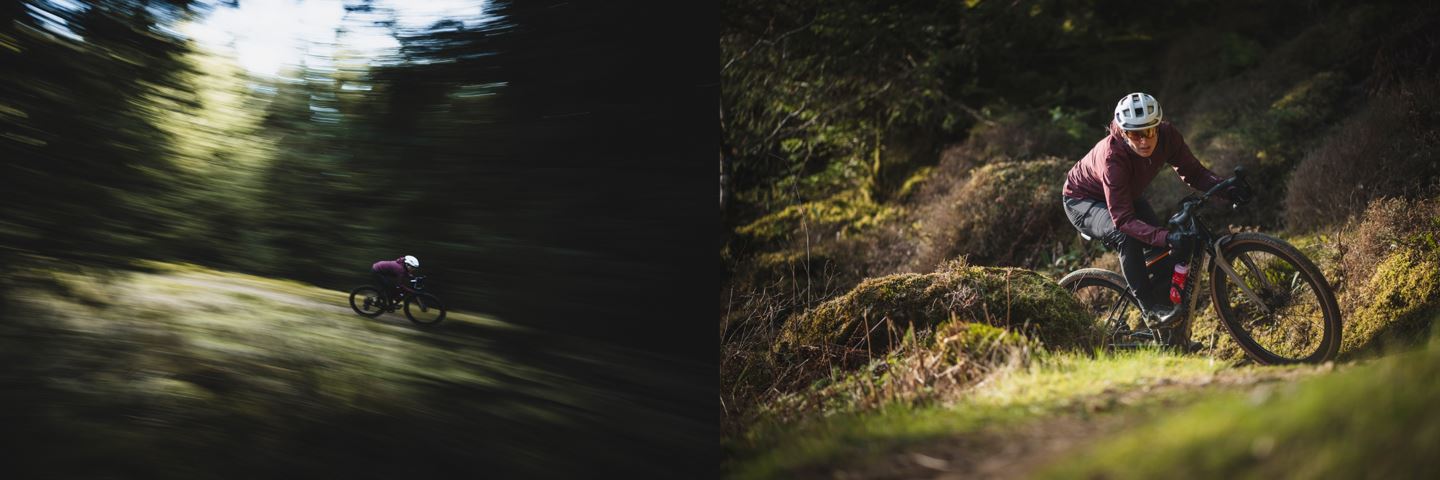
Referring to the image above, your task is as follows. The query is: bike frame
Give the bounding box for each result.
[381,276,428,305]
[1140,168,1257,347]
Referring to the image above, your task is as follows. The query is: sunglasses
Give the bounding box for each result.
[1123,127,1157,141]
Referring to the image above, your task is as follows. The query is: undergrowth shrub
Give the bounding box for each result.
[760,322,1038,424]
[1283,88,1440,232]
[910,157,1074,272]
[772,259,1096,384]
[1335,197,1440,356]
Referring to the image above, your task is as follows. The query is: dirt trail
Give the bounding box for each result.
[160,271,358,315]
[808,364,1335,479]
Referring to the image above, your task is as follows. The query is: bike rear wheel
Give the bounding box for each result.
[404,292,447,325]
[1058,268,1146,344]
[1210,233,1341,364]
[349,286,386,318]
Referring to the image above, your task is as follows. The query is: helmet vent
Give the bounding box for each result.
[1113,92,1163,131]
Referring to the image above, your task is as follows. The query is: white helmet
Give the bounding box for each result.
[403,255,420,269]
[1113,92,1163,131]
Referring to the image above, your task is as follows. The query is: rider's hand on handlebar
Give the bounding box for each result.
[1223,181,1251,206]
[1166,230,1187,248]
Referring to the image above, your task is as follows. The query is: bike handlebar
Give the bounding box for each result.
[1200,165,1246,202]
[1169,166,1248,230]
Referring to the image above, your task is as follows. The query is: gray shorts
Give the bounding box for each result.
[1061,195,1161,250]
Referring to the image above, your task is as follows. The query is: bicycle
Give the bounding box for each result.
[349,275,447,325]
[1058,167,1341,365]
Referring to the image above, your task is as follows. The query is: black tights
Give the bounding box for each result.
[373,272,401,304]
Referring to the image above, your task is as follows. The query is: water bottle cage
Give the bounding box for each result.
[1169,258,1195,305]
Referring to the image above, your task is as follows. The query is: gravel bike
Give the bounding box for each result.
[349,275,447,325]
[1058,167,1341,364]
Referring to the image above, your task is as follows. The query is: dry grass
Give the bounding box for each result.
[908,157,1074,272]
[774,259,1096,367]
[721,257,1100,441]
[1332,197,1440,355]
[758,321,1038,425]
[1282,90,1440,232]
[1337,198,1440,288]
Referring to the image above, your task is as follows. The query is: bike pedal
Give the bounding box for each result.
[1144,313,1186,330]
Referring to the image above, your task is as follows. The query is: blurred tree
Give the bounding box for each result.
[0,0,197,266]
[1,0,712,363]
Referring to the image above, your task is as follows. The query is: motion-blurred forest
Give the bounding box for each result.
[2,0,711,353]
[722,0,1440,476]
[2,0,714,477]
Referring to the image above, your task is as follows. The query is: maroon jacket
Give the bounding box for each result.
[372,258,413,288]
[1062,121,1223,247]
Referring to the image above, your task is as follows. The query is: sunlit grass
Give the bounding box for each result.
[1038,321,1440,479]
[725,347,1279,479]
[130,259,517,330]
[969,348,1229,407]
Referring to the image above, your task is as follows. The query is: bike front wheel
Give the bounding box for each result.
[404,292,447,325]
[1209,233,1342,364]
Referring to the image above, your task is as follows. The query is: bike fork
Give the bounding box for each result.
[1211,240,1273,315]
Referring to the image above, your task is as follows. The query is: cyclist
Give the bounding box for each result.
[372,255,420,308]
[1061,92,1248,328]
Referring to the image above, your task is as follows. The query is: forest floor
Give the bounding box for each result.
[725,329,1440,480]
[0,261,705,479]
[791,361,1338,479]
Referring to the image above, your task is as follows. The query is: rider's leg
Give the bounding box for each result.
[1064,196,1175,325]
[1123,199,1181,324]
[1107,231,1156,304]
[373,272,396,305]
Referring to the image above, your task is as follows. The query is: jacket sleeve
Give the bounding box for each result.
[1101,155,1169,247]
[1166,126,1224,193]
[395,258,415,288]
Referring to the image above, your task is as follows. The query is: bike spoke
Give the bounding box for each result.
[1064,276,1140,341]
[1104,297,1126,329]
[1236,251,1277,292]
[1220,248,1331,361]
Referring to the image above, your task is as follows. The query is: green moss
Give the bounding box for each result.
[727,349,1235,480]
[939,322,1036,364]
[774,261,1097,365]
[779,322,1040,415]
[894,166,933,200]
[1269,71,1346,132]
[1284,232,1345,287]
[1219,32,1263,70]
[1343,246,1440,355]
[1039,332,1440,480]
[736,188,904,245]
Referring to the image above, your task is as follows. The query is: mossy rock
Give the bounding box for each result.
[1333,197,1440,356]
[766,322,1040,419]
[1343,246,1440,355]
[773,261,1097,367]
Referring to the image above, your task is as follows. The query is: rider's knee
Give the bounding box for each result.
[1102,229,1130,251]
